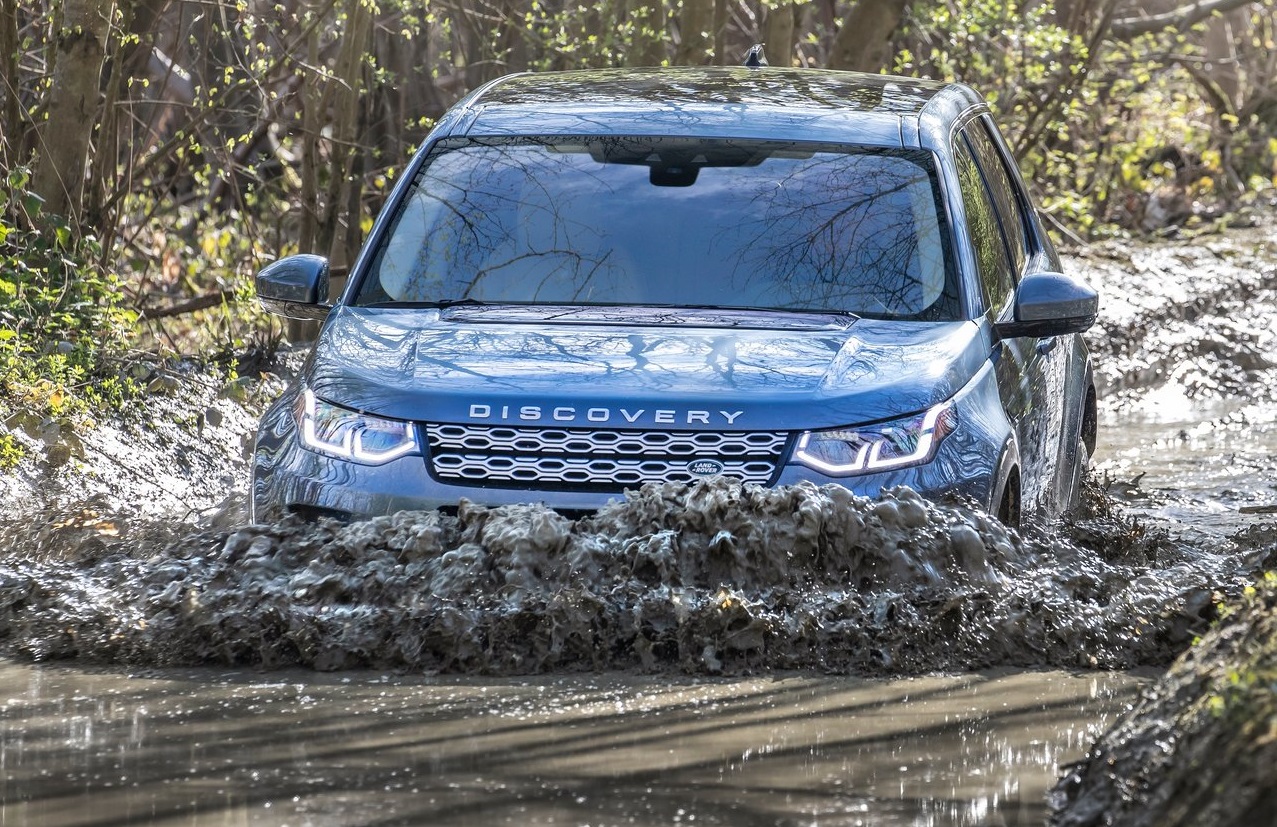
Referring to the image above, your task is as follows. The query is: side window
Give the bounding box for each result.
[954,139,1015,314]
[964,118,1030,275]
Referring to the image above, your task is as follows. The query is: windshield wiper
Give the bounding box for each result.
[363,298,491,309]
[434,297,488,308]
[638,303,860,320]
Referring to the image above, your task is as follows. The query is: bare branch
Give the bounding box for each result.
[139,288,238,320]
[1109,0,1258,40]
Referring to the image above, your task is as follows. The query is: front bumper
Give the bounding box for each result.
[250,376,1009,522]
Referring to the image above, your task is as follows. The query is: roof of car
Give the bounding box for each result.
[449,67,985,148]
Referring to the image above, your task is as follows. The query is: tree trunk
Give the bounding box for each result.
[119,0,169,77]
[676,0,714,64]
[31,0,113,224]
[290,18,324,344]
[763,2,797,67]
[88,0,126,237]
[0,0,21,170]
[485,0,526,75]
[713,0,727,64]
[316,0,371,262]
[626,0,667,67]
[298,20,320,256]
[308,0,372,338]
[449,0,508,87]
[826,0,907,73]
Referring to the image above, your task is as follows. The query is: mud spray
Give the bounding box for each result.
[2,475,1273,676]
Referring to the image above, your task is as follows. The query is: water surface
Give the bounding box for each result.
[0,663,1145,826]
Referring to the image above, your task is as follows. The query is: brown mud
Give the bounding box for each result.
[2,476,1270,675]
[1049,579,1277,827]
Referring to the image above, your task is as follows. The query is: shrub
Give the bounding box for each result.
[0,168,140,465]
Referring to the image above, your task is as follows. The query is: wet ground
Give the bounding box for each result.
[1099,398,1277,537]
[2,216,1276,824]
[1080,223,1277,536]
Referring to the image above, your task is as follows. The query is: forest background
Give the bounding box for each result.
[0,0,1274,465]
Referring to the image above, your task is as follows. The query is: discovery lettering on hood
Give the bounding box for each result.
[467,404,745,426]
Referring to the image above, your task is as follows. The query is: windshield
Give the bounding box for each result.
[355,137,961,320]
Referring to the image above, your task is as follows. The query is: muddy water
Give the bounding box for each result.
[0,472,1266,824]
[4,479,1268,675]
[1096,399,1277,535]
[1078,224,1277,537]
[0,662,1144,826]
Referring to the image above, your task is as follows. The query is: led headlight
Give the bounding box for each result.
[793,402,957,476]
[296,388,419,465]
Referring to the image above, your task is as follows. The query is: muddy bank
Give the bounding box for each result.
[1068,221,1277,410]
[0,354,295,549]
[1,476,1273,674]
[1049,578,1277,827]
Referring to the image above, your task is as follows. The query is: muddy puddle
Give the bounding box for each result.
[1096,399,1277,535]
[0,662,1146,826]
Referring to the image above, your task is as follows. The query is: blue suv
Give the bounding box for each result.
[251,67,1099,525]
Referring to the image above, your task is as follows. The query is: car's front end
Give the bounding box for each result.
[251,305,1016,522]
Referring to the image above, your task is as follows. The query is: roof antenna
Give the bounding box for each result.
[744,44,768,68]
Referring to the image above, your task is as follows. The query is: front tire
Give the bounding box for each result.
[998,468,1022,527]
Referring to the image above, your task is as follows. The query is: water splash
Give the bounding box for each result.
[2,477,1271,675]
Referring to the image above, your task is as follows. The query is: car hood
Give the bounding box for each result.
[305,306,990,431]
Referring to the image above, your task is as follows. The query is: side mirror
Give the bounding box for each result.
[255,254,333,321]
[995,270,1098,340]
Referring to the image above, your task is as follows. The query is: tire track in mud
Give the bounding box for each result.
[1071,229,1277,404]
[1073,220,1277,529]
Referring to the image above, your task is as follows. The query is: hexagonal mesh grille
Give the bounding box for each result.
[424,424,788,489]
